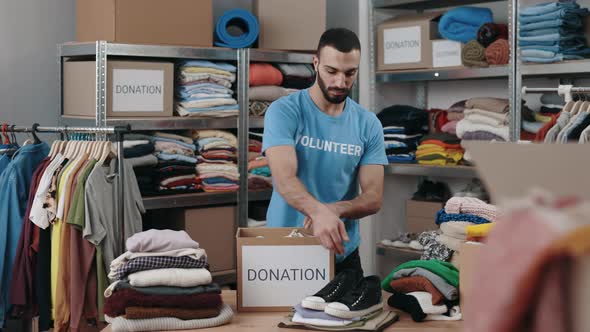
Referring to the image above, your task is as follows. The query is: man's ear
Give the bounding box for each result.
[313,55,319,72]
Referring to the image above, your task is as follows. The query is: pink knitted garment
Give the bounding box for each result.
[441,120,458,135]
[464,195,582,332]
[444,197,499,221]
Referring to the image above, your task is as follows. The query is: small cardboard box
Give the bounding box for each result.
[63,60,173,118]
[432,39,462,68]
[254,0,326,51]
[377,12,443,71]
[76,0,213,47]
[236,227,334,312]
[406,200,442,233]
[459,241,484,321]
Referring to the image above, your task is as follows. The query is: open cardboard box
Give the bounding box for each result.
[463,142,590,331]
[236,227,335,312]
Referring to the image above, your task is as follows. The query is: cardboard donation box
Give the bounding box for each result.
[63,60,174,118]
[76,0,213,46]
[406,200,442,233]
[377,12,443,71]
[254,0,326,51]
[432,39,462,68]
[236,228,335,312]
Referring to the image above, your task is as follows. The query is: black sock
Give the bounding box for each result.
[387,291,426,322]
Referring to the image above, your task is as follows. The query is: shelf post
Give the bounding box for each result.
[509,0,521,141]
[95,41,108,133]
[237,48,250,228]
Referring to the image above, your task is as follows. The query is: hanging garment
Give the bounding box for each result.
[0,142,49,328]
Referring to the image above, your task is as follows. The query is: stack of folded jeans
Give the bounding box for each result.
[193,130,239,192]
[176,60,239,117]
[519,1,590,63]
[377,105,429,164]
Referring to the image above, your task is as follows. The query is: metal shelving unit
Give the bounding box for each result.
[142,190,272,210]
[376,66,508,83]
[58,41,312,227]
[385,164,478,178]
[521,59,590,77]
[376,243,422,257]
[373,0,504,10]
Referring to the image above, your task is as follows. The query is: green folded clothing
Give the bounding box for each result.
[382,260,459,292]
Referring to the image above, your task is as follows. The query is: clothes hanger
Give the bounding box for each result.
[1,124,10,145]
[30,123,41,145]
[98,140,112,165]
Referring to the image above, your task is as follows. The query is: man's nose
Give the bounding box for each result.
[334,73,346,89]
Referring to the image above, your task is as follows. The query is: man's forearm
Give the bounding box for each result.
[275,175,325,217]
[329,191,382,220]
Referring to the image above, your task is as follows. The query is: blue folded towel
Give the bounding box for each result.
[178,60,237,73]
[438,7,493,43]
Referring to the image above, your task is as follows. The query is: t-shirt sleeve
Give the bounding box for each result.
[262,99,299,153]
[360,115,388,166]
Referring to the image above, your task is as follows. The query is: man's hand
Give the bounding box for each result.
[304,205,349,255]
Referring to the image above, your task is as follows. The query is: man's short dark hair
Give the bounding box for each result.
[316,28,361,56]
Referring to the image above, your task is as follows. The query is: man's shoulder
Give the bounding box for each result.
[347,99,380,123]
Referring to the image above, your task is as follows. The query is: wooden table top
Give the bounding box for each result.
[102,290,463,332]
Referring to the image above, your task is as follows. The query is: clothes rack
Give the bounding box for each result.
[4,123,131,247]
[521,84,590,103]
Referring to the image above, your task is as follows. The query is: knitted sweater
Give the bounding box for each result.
[444,197,500,221]
[104,288,222,317]
[108,303,233,332]
[456,119,509,141]
[383,260,459,291]
[435,209,491,225]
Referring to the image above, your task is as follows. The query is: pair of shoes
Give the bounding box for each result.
[301,271,383,319]
[412,180,452,202]
[381,232,417,249]
[454,179,489,201]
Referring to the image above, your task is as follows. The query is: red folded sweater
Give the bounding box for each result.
[104,289,222,317]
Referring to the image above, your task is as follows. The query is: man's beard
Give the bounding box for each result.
[317,72,350,104]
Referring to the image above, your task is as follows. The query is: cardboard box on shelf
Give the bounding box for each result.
[76,0,213,47]
[156,206,237,273]
[254,0,326,51]
[377,12,444,71]
[236,227,334,312]
[432,39,462,68]
[405,200,442,233]
[63,60,173,118]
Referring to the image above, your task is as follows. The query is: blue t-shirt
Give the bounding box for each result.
[262,89,388,262]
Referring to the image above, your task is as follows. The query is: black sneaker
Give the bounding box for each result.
[324,276,383,319]
[301,269,362,311]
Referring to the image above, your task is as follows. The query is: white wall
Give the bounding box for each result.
[0,0,75,131]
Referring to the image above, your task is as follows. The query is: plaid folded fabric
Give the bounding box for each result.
[111,256,210,281]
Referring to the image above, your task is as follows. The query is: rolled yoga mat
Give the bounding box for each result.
[215,9,259,48]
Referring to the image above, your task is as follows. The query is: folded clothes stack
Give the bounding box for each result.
[152,132,199,193]
[124,133,159,170]
[442,100,467,136]
[519,1,590,63]
[104,229,233,332]
[283,271,397,331]
[426,108,449,133]
[193,130,239,192]
[456,97,509,162]
[247,130,272,190]
[382,260,461,322]
[176,60,238,117]
[416,133,463,166]
[377,105,429,164]
[249,63,299,117]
